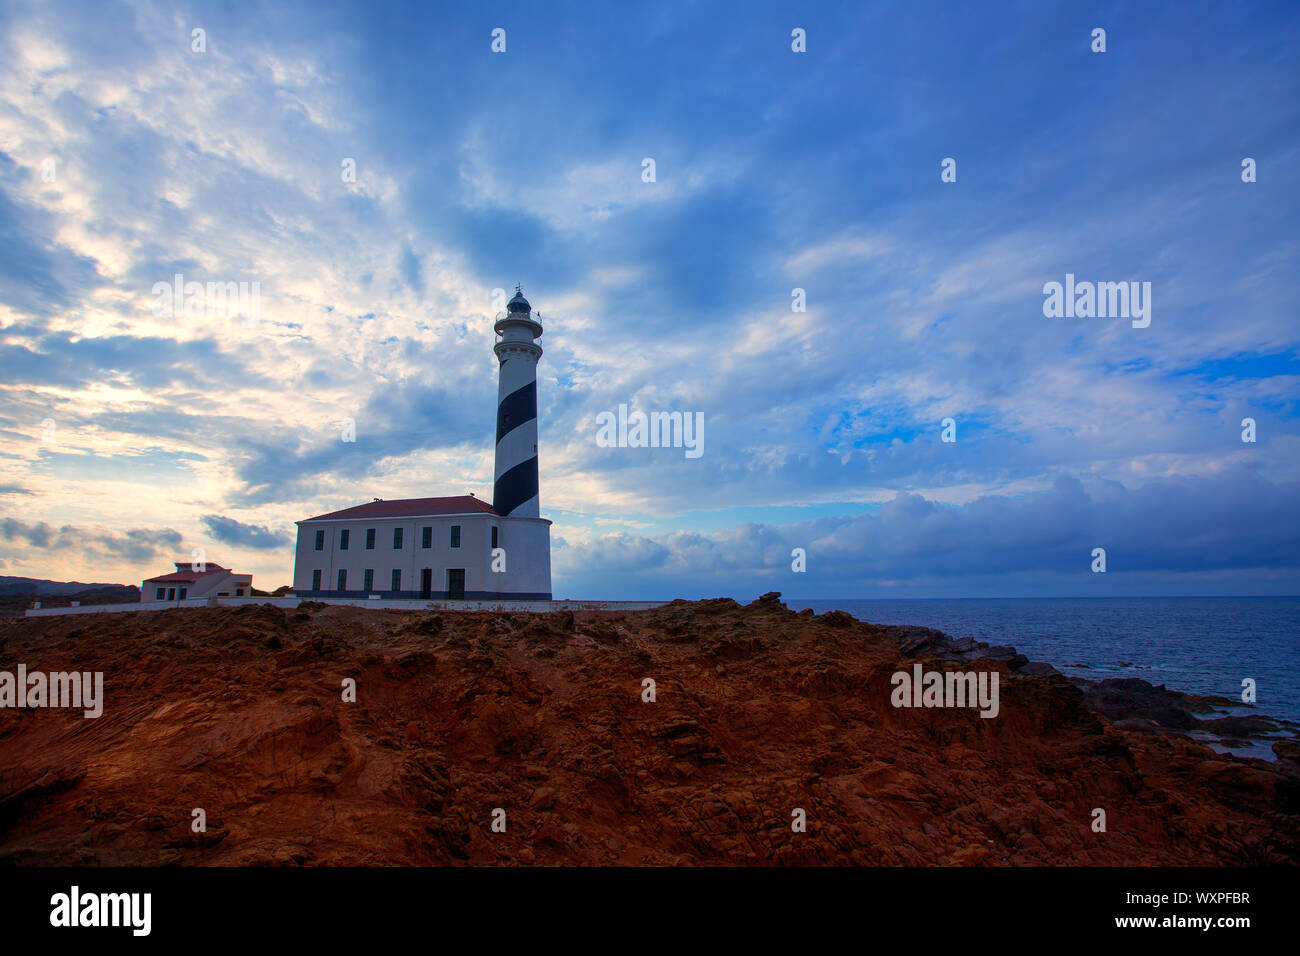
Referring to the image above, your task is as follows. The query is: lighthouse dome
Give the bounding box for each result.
[507,287,531,315]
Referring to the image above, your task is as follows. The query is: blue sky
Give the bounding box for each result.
[0,0,1297,598]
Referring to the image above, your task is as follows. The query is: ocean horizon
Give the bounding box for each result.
[790,596,1300,725]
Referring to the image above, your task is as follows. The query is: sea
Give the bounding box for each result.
[790,597,1300,726]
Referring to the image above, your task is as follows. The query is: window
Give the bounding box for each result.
[180,588,188,599]
[391,569,402,592]
[393,527,403,549]
[337,569,347,591]
[167,588,176,600]
[340,529,350,550]
[235,589,244,596]
[314,529,324,550]
[155,587,165,600]
[363,569,374,591]
[450,525,461,548]
[491,526,499,550]
[312,570,322,591]
[421,526,432,549]
[365,528,376,550]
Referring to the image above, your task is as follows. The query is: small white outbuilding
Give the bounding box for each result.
[141,562,253,602]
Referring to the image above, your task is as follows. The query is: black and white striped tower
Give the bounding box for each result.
[492,285,543,517]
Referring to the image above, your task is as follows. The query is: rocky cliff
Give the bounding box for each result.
[0,593,1296,865]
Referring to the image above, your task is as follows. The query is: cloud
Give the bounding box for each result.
[1,516,182,563]
[555,468,1300,594]
[400,244,423,295]
[0,327,274,392]
[226,359,495,505]
[785,232,893,274]
[200,514,291,550]
[578,532,672,573]
[0,152,103,317]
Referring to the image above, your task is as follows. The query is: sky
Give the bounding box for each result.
[0,0,1297,600]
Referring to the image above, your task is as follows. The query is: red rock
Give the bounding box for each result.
[0,599,1296,865]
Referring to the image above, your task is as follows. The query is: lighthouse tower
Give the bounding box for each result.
[492,285,543,517]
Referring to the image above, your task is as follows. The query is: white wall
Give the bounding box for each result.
[141,570,252,602]
[292,513,550,599]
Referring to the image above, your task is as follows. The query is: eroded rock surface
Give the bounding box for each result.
[0,595,1296,865]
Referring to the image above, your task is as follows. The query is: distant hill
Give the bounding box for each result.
[0,576,132,597]
[0,578,140,618]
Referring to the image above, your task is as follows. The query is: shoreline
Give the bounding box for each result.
[855,613,1298,764]
[794,596,1300,751]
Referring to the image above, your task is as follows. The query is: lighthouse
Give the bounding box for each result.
[493,285,543,517]
[289,283,552,602]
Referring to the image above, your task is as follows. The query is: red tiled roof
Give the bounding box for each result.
[145,568,223,583]
[144,562,229,583]
[302,495,498,522]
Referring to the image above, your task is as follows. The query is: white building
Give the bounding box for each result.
[291,286,552,601]
[141,562,253,602]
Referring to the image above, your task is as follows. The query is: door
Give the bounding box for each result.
[420,568,432,599]
[447,569,465,600]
